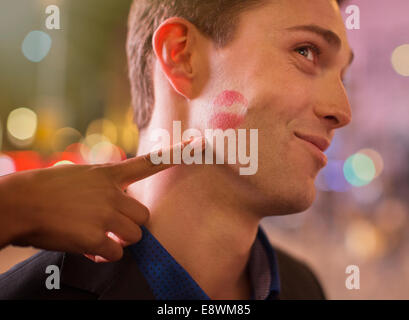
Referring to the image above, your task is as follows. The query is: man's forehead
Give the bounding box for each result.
[250,0,347,38]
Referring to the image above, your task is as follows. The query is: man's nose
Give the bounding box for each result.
[314,77,352,130]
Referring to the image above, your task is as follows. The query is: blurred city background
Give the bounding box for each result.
[0,0,408,299]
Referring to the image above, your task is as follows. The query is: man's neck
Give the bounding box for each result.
[128,163,262,300]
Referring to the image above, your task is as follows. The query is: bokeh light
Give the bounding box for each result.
[120,107,139,155]
[0,154,16,176]
[86,119,117,144]
[316,160,352,192]
[6,151,42,171]
[64,143,88,164]
[80,133,109,161]
[53,160,75,167]
[357,148,384,179]
[52,127,82,152]
[121,124,139,155]
[81,118,124,164]
[35,105,67,152]
[391,44,409,76]
[345,219,386,260]
[7,107,38,147]
[344,153,376,187]
[88,141,122,164]
[21,30,52,63]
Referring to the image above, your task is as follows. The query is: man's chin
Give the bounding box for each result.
[259,184,317,216]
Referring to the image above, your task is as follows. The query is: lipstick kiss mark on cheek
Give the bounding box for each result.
[209,90,249,130]
[214,90,248,108]
[210,113,245,131]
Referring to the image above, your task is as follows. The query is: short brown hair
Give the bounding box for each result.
[126,0,345,129]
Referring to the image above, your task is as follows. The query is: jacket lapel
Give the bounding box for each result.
[60,247,155,300]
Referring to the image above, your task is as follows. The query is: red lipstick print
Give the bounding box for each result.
[210,90,248,130]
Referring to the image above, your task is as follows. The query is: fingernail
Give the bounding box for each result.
[94,255,110,263]
[84,254,95,262]
[107,231,127,246]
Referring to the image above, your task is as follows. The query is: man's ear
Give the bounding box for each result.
[152,18,196,99]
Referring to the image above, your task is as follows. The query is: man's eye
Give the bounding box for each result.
[295,46,320,62]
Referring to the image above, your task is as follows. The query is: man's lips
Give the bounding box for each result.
[294,132,330,152]
[294,132,330,167]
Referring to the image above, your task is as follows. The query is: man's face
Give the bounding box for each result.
[192,0,353,215]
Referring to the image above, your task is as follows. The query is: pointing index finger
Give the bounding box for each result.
[111,136,206,187]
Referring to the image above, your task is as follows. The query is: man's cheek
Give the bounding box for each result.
[208,90,248,130]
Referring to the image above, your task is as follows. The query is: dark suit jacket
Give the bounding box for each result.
[0,246,326,300]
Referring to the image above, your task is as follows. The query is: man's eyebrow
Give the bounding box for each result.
[286,24,354,66]
[286,24,342,48]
